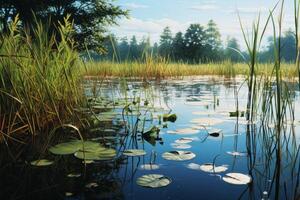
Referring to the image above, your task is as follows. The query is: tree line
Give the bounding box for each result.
[99,20,297,63]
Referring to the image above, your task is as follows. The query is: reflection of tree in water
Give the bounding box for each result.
[0,154,125,200]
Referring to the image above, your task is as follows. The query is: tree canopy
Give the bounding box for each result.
[0,0,128,50]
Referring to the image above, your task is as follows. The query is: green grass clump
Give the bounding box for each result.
[0,15,84,140]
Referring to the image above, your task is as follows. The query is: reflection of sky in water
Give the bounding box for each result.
[85,77,300,200]
[3,77,299,200]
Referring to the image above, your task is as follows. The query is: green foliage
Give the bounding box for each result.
[225,37,242,62]
[159,27,173,58]
[0,0,128,51]
[0,15,83,138]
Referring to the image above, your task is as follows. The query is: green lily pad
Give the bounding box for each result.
[30,159,54,166]
[136,174,171,188]
[162,151,196,161]
[123,149,146,156]
[49,140,106,155]
[49,141,81,155]
[223,173,252,185]
[74,148,116,160]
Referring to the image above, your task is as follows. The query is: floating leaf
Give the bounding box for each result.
[171,143,192,149]
[65,192,73,197]
[162,151,196,161]
[136,174,171,188]
[140,164,160,170]
[49,140,107,156]
[49,141,81,155]
[223,173,252,185]
[74,149,116,160]
[174,137,193,144]
[123,149,146,156]
[199,163,228,173]
[191,118,224,126]
[185,101,211,106]
[162,114,177,122]
[85,182,99,188]
[30,159,53,167]
[187,163,228,173]
[167,128,199,135]
[227,151,247,156]
[208,129,222,137]
[67,173,81,178]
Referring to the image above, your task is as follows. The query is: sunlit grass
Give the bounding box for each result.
[0,15,84,141]
[83,59,297,79]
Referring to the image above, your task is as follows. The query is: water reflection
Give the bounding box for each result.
[1,77,300,200]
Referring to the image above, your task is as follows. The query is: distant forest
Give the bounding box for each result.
[95,20,296,63]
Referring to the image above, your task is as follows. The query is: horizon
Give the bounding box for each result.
[111,0,294,50]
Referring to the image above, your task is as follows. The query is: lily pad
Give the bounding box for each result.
[162,151,196,161]
[174,137,194,144]
[85,182,99,188]
[74,149,116,160]
[199,163,228,173]
[67,173,81,178]
[185,101,211,106]
[140,164,160,170]
[222,173,252,185]
[123,149,146,156]
[167,128,199,135]
[171,143,192,149]
[30,159,54,166]
[49,140,106,155]
[191,118,224,126]
[49,141,81,155]
[187,163,228,173]
[227,151,247,156]
[136,174,171,188]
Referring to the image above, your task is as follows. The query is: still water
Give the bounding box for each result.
[1,76,300,200]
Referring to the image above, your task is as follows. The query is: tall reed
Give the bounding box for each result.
[0,15,83,142]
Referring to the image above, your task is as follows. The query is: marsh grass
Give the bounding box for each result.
[0,15,84,143]
[83,59,297,79]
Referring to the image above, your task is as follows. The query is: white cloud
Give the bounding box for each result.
[123,3,148,9]
[111,17,191,44]
[190,4,219,11]
[228,7,269,15]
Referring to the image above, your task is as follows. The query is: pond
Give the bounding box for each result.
[1,76,300,200]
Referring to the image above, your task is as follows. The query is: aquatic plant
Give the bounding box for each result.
[0,15,84,143]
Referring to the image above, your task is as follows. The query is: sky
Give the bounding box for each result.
[111,0,294,49]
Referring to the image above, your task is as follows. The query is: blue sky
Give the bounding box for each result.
[111,0,294,49]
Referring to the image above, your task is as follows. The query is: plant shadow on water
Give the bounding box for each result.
[1,77,300,200]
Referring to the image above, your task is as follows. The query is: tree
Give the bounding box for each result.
[184,24,207,63]
[129,36,139,60]
[205,20,222,61]
[118,37,130,61]
[159,26,173,58]
[206,20,222,51]
[259,30,296,62]
[172,32,185,61]
[225,37,241,62]
[0,0,128,50]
